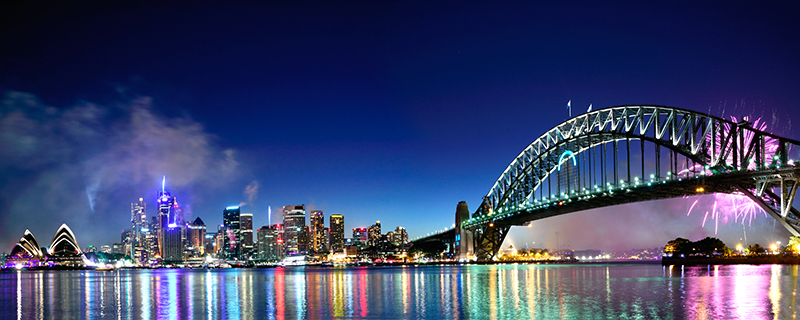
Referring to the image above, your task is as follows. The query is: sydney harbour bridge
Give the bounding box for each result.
[412,105,800,261]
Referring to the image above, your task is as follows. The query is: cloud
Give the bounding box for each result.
[244,180,260,205]
[0,91,241,249]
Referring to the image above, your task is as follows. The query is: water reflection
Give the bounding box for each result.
[1,264,799,319]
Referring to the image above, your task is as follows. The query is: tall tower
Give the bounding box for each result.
[222,206,241,259]
[455,201,473,261]
[130,198,146,260]
[310,210,325,253]
[329,214,344,253]
[157,176,180,260]
[282,205,305,255]
[240,213,253,256]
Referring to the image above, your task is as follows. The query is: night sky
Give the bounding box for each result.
[1,1,799,252]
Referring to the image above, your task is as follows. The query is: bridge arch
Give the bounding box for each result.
[463,105,800,260]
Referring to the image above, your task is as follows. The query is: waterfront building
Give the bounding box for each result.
[222,206,241,259]
[282,205,306,255]
[330,214,344,253]
[48,223,84,266]
[162,226,183,262]
[257,224,284,261]
[310,210,325,253]
[188,217,206,256]
[6,229,44,267]
[240,213,253,256]
[368,221,381,247]
[298,226,311,254]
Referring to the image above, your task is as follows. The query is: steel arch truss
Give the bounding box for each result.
[467,105,800,260]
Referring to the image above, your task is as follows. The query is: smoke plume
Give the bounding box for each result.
[0,91,241,249]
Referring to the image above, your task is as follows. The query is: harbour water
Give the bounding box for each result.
[1,263,798,319]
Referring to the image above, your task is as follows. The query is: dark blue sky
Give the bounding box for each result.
[1,1,798,251]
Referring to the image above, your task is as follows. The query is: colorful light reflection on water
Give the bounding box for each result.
[0,264,797,319]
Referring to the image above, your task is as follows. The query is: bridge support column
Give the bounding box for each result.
[738,171,800,236]
[472,224,510,261]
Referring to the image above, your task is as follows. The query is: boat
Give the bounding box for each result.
[277,256,307,267]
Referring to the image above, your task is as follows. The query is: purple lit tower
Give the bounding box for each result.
[157,176,183,262]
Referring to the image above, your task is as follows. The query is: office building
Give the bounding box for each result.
[188,217,206,256]
[130,198,146,259]
[241,213,253,256]
[157,177,182,260]
[298,226,311,254]
[310,210,325,253]
[353,227,367,249]
[222,206,241,259]
[257,224,284,261]
[282,205,305,255]
[368,221,381,247]
[330,214,344,253]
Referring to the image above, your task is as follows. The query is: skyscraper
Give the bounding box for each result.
[130,198,146,260]
[367,221,381,247]
[282,205,305,255]
[310,210,325,253]
[157,176,181,260]
[240,213,253,256]
[352,227,367,249]
[257,224,284,261]
[188,217,206,256]
[162,226,182,262]
[298,226,311,254]
[222,206,241,259]
[329,214,344,253]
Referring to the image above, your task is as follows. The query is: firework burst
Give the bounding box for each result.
[684,116,778,233]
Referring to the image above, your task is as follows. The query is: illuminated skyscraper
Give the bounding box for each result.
[329,214,344,253]
[367,221,381,246]
[162,226,182,262]
[240,213,253,256]
[157,176,181,260]
[282,205,305,255]
[310,210,325,253]
[188,217,206,256]
[352,227,367,249]
[222,206,241,259]
[257,224,284,261]
[130,198,146,259]
[298,226,311,254]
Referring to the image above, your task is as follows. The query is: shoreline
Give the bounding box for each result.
[661,256,800,265]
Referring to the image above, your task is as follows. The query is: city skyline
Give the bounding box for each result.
[1,1,799,252]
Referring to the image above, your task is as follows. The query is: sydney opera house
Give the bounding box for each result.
[5,223,85,268]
